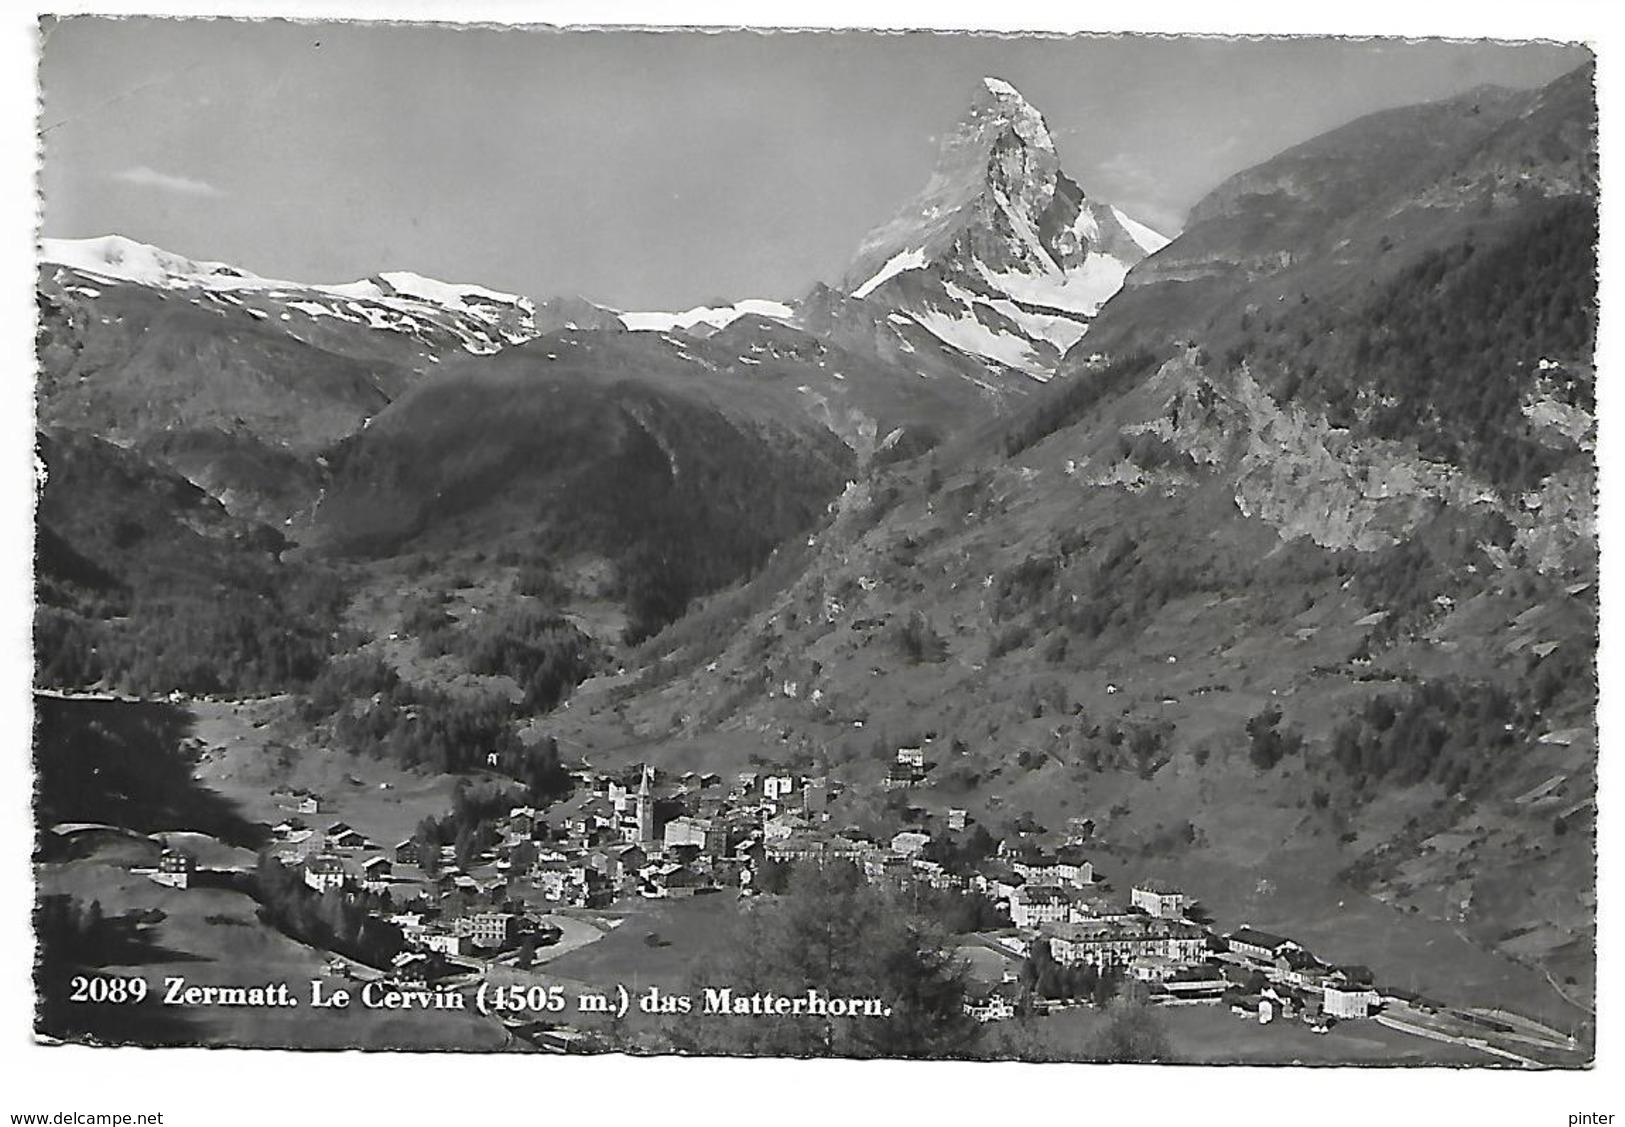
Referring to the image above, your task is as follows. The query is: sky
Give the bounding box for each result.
[38,19,1589,310]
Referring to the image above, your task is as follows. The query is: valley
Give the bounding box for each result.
[31,62,1596,1063]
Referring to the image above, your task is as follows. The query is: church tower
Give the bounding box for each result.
[635,764,654,843]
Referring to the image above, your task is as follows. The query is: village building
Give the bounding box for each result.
[1011,846,1094,889]
[1131,879,1188,920]
[422,932,472,957]
[612,844,648,884]
[1274,947,1325,987]
[964,983,1018,1024]
[459,911,518,950]
[1041,917,1208,968]
[1010,885,1075,929]
[889,830,932,858]
[1323,983,1380,1020]
[763,811,806,842]
[362,856,393,892]
[152,848,197,889]
[304,854,348,894]
[663,815,717,854]
[1226,927,1301,964]
[764,832,870,866]
[507,807,538,837]
[872,854,917,889]
[278,827,323,862]
[883,762,920,790]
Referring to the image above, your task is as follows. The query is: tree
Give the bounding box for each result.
[672,862,980,1059]
[1088,998,1172,1062]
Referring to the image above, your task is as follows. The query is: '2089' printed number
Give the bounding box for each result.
[69,975,149,1003]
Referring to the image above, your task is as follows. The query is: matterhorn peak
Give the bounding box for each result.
[835,79,1167,379]
[971,76,1056,153]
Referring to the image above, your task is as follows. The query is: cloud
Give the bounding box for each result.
[110,165,224,198]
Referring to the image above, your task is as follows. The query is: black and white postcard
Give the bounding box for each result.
[16,3,1610,1114]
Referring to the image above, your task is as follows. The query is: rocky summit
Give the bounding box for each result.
[839,77,1168,378]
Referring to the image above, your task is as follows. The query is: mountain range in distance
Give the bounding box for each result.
[35,60,1598,1037]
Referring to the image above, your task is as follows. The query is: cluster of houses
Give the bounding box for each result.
[160,749,1403,1038]
[1219,926,1384,1027]
[966,899,1390,1032]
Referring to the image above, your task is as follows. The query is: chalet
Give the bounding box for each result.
[648,864,706,899]
[1274,948,1325,987]
[329,829,367,851]
[393,839,420,866]
[612,844,648,883]
[362,856,393,891]
[294,795,321,815]
[947,808,968,832]
[304,855,347,894]
[762,775,796,802]
[507,807,538,837]
[1131,879,1187,920]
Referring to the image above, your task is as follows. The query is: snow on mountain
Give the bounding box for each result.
[619,298,795,334]
[851,248,930,300]
[42,234,267,291]
[835,77,1166,378]
[1110,206,1171,255]
[40,234,548,358]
